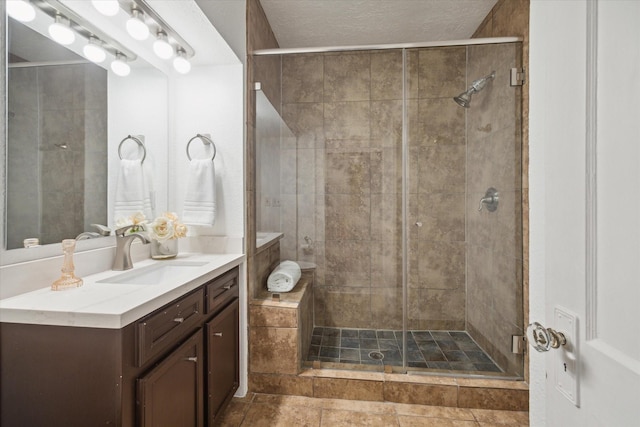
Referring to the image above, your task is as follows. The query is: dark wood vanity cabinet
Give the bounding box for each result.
[138,330,205,427]
[206,299,240,422]
[0,266,240,427]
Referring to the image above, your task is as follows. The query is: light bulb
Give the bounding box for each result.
[83,37,106,63]
[173,49,191,74]
[153,32,173,59]
[126,9,149,41]
[111,53,131,77]
[49,15,75,46]
[7,0,36,22]
[91,0,120,16]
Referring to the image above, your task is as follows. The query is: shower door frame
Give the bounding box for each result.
[254,36,525,378]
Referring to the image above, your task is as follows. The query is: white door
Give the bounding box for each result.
[529,1,640,426]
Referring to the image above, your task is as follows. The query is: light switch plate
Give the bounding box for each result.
[554,306,580,407]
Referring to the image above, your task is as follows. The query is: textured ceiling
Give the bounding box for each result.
[260,0,498,49]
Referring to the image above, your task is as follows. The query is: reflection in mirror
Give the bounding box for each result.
[255,88,295,241]
[7,17,108,249]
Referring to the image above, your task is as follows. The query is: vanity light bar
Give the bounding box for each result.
[30,0,138,61]
[124,0,195,59]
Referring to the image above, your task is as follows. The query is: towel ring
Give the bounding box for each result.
[186,134,216,161]
[118,135,146,163]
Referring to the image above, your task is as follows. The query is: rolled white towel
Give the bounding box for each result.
[267,261,302,293]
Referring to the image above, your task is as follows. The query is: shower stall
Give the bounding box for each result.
[254,38,524,378]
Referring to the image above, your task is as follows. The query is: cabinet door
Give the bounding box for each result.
[137,330,204,427]
[206,299,239,422]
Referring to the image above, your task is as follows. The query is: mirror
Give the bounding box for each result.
[3,7,169,257]
[7,18,108,249]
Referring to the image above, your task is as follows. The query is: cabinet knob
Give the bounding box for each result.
[173,317,184,323]
[185,357,198,363]
[223,284,234,290]
[213,332,223,337]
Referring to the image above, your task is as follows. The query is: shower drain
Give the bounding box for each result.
[368,351,384,360]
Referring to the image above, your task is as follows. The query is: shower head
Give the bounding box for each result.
[453,70,496,108]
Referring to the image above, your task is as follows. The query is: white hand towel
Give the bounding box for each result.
[267,261,302,293]
[182,159,216,226]
[113,159,154,221]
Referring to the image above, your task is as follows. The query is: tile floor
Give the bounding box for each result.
[215,393,530,426]
[308,328,502,373]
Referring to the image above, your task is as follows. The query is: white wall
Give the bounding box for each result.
[170,64,245,239]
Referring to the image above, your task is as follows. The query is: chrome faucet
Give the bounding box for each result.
[76,232,101,240]
[112,225,150,271]
[76,224,111,240]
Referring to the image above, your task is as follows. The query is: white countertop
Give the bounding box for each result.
[0,253,244,329]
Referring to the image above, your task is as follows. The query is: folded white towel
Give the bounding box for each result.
[267,261,302,293]
[182,159,216,226]
[114,159,154,221]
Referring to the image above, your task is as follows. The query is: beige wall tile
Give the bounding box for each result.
[282,102,325,149]
[250,305,298,328]
[324,53,371,102]
[371,100,403,147]
[325,193,371,241]
[416,192,465,242]
[417,99,465,146]
[316,287,373,328]
[324,240,372,285]
[416,240,465,289]
[250,327,300,375]
[248,373,314,397]
[324,101,371,140]
[325,151,371,194]
[282,54,324,103]
[418,47,466,99]
[370,240,402,286]
[384,382,458,406]
[458,387,528,411]
[370,50,403,101]
[314,377,384,401]
[417,145,466,193]
[370,287,403,329]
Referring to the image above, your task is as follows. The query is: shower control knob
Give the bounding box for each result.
[478,187,499,212]
[526,322,567,352]
[415,222,423,227]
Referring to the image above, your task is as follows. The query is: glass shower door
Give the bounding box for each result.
[403,42,524,377]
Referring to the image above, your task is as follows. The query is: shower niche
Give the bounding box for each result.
[253,40,524,378]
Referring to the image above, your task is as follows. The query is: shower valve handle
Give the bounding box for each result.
[478,187,499,212]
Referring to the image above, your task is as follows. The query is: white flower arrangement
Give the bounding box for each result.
[114,212,187,240]
[114,212,148,233]
[146,212,188,241]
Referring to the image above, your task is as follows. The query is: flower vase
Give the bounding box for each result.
[150,238,178,259]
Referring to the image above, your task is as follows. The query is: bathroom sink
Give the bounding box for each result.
[97,261,209,285]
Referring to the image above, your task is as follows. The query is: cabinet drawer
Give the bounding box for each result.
[137,289,204,367]
[206,267,239,314]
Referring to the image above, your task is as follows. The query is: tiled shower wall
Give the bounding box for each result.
[6,64,107,249]
[280,47,469,331]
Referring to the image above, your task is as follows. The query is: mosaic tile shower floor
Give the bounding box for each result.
[308,328,502,373]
